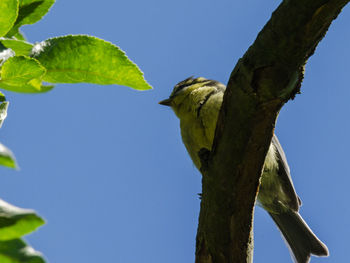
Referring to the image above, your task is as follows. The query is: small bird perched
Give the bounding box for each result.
[159,77,329,263]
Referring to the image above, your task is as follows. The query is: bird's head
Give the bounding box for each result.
[159,77,224,118]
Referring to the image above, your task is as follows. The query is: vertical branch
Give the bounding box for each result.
[195,1,349,262]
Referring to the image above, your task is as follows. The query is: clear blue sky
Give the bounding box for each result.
[1,1,349,262]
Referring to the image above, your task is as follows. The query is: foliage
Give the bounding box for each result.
[0,0,151,261]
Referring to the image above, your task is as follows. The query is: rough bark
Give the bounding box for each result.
[195,1,349,263]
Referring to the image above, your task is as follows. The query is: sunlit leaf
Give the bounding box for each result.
[32,35,152,90]
[0,199,45,240]
[0,56,48,93]
[0,38,33,56]
[0,0,19,37]
[6,0,55,38]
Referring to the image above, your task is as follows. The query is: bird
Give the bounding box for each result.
[159,76,329,263]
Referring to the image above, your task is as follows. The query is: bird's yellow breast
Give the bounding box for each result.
[177,88,223,169]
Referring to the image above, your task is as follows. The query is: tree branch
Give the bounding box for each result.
[195,1,349,262]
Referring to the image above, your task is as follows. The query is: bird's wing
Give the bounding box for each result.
[272,134,301,211]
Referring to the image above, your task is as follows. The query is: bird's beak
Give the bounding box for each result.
[158,98,173,106]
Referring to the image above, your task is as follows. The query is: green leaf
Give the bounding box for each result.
[0,82,53,93]
[0,38,33,56]
[0,0,19,37]
[0,143,17,169]
[0,56,45,84]
[7,0,55,37]
[0,101,9,128]
[0,239,45,263]
[6,29,26,41]
[0,56,49,93]
[32,35,152,90]
[12,30,26,41]
[0,92,5,102]
[0,199,45,240]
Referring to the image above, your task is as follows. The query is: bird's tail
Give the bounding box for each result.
[269,210,329,263]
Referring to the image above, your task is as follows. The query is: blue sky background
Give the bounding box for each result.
[1,1,349,262]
